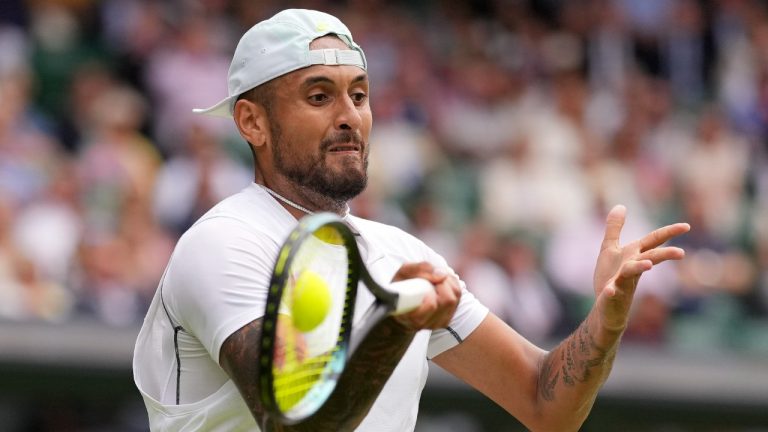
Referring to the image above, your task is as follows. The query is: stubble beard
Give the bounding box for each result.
[271,122,369,207]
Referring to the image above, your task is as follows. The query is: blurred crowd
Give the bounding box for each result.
[1,0,768,353]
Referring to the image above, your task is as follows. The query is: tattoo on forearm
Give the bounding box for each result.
[538,321,614,402]
[220,320,268,423]
[538,354,560,402]
[220,317,415,432]
[306,318,415,431]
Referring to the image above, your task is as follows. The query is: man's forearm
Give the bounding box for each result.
[262,318,416,432]
[536,312,621,430]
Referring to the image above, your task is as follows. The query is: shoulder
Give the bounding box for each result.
[349,216,421,247]
[348,215,444,265]
[181,184,295,245]
[161,187,296,336]
[166,185,297,293]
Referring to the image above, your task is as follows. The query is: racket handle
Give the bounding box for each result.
[389,278,433,315]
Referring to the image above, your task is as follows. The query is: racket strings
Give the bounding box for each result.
[273,225,351,415]
[274,350,337,410]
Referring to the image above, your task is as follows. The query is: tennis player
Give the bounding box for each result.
[133,9,690,431]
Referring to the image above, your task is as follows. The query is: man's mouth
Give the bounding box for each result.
[327,143,361,153]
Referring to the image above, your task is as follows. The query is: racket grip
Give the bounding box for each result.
[389,278,433,315]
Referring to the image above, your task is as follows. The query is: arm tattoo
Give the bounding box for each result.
[537,321,615,402]
[538,354,559,402]
[220,317,416,432]
[305,318,416,431]
[220,320,267,422]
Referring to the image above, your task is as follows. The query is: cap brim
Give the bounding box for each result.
[192,96,236,118]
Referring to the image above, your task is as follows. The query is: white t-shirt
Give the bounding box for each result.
[133,183,488,431]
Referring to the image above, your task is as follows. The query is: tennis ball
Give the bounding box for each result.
[292,270,331,332]
[313,226,344,245]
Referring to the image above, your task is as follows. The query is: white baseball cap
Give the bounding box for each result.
[193,9,367,118]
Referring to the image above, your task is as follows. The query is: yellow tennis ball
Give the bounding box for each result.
[313,226,344,245]
[292,270,331,332]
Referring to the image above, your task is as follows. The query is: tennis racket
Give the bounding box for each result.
[258,212,432,424]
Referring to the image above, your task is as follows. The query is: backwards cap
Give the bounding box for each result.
[193,9,366,118]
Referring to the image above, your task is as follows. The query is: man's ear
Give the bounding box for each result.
[234,98,269,149]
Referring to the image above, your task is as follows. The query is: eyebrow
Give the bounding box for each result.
[302,73,369,88]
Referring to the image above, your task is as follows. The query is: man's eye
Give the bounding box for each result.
[309,94,328,103]
[351,92,367,103]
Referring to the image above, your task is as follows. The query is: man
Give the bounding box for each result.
[133,9,690,431]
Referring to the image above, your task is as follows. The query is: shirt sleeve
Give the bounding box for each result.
[161,215,279,363]
[427,280,489,359]
[419,245,489,359]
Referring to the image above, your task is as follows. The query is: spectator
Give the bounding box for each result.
[0,70,62,207]
[674,189,757,316]
[76,83,160,233]
[478,135,592,235]
[28,2,105,123]
[496,233,564,343]
[143,8,234,153]
[11,254,74,322]
[676,106,751,243]
[0,196,26,320]
[153,123,251,235]
[12,159,82,286]
[72,230,144,326]
[113,198,174,313]
[452,222,510,323]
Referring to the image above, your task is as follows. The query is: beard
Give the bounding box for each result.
[271,123,368,203]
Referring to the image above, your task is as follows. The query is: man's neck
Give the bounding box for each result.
[256,180,348,218]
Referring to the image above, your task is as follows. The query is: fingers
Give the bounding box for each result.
[420,272,461,328]
[601,205,690,253]
[601,204,627,250]
[607,245,686,296]
[391,262,442,283]
[639,246,686,264]
[394,266,461,330]
[639,223,691,252]
[604,259,652,298]
[619,259,652,281]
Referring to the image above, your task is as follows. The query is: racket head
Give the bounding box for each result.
[258,213,360,424]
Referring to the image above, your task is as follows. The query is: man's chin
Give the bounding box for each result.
[316,174,367,202]
[328,158,366,179]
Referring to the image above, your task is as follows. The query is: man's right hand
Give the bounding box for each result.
[390,262,461,330]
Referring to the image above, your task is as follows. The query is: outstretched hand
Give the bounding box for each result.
[593,205,690,333]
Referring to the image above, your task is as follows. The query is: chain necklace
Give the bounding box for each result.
[259,184,350,217]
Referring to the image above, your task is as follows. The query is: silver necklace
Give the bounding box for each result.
[261,184,316,215]
[260,184,351,217]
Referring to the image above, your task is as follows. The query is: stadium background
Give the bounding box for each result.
[1,0,767,430]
